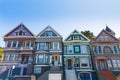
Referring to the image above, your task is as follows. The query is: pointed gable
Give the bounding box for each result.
[4,23,34,37]
[94,29,118,42]
[65,30,90,41]
[37,25,61,37]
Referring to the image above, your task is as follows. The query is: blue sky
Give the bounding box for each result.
[0,0,120,47]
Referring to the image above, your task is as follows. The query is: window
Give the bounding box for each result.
[45,43,49,50]
[64,46,67,53]
[46,32,53,36]
[74,45,80,53]
[9,54,14,61]
[45,55,48,63]
[18,42,21,48]
[7,41,12,47]
[117,60,120,68]
[98,46,102,53]
[54,42,59,50]
[26,42,30,48]
[67,45,73,54]
[112,60,117,68]
[15,54,18,61]
[37,55,44,63]
[103,46,113,54]
[39,43,45,50]
[73,35,79,40]
[114,46,118,53]
[93,46,97,53]
[80,58,89,67]
[12,41,17,47]
[15,32,19,36]
[81,45,88,53]
[34,68,41,73]
[3,53,8,61]
[107,60,112,68]
[19,30,23,36]
[50,42,53,49]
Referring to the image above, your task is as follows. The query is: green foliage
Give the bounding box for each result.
[81,30,94,39]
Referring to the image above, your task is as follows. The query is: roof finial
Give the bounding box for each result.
[106,24,108,27]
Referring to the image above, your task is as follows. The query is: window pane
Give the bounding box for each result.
[54,42,58,50]
[112,60,117,68]
[74,45,80,53]
[12,41,17,47]
[98,46,102,53]
[73,35,79,40]
[9,54,14,61]
[39,43,44,50]
[117,60,120,68]
[67,45,73,54]
[7,41,12,47]
[37,55,44,63]
[34,68,41,73]
[114,46,118,53]
[81,45,88,53]
[107,60,112,68]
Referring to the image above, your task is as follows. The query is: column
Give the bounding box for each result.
[16,41,18,48]
[7,54,10,61]
[37,43,39,50]
[58,42,59,50]
[43,54,45,63]
[30,41,31,48]
[11,41,13,47]
[5,41,8,47]
[96,61,98,70]
[36,54,38,63]
[53,42,54,50]
[60,55,62,64]
[28,54,33,63]
[50,55,52,64]
[19,54,22,63]
[13,54,15,61]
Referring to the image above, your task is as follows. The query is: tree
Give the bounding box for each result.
[0,47,2,61]
[81,30,94,39]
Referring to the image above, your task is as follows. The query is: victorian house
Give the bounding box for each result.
[64,30,96,80]
[91,26,120,80]
[34,26,63,80]
[0,23,35,80]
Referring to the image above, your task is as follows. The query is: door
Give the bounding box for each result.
[68,59,72,70]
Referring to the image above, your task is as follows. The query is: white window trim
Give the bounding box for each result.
[80,58,90,68]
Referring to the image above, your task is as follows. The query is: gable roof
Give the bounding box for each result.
[65,29,90,41]
[4,23,35,37]
[37,25,62,37]
[94,29,118,42]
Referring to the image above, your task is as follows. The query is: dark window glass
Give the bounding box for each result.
[98,46,102,53]
[114,46,117,53]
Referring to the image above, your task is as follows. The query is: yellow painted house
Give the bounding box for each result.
[0,47,2,61]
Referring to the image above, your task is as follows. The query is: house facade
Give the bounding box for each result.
[64,30,96,80]
[91,26,120,80]
[0,23,35,80]
[34,26,63,80]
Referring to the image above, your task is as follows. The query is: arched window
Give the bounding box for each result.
[103,46,113,54]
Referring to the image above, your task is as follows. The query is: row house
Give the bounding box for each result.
[91,26,120,80]
[34,26,63,80]
[0,23,35,80]
[64,30,96,80]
